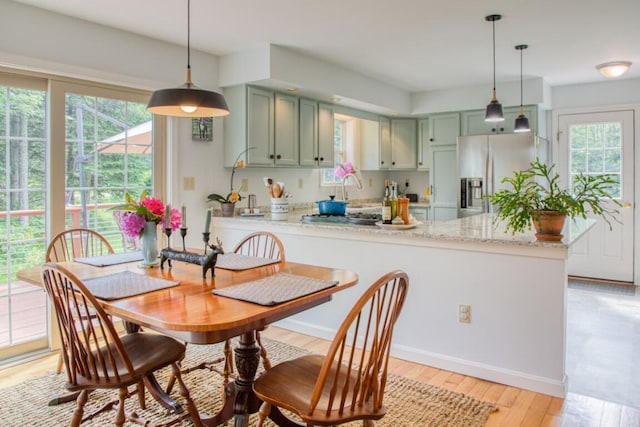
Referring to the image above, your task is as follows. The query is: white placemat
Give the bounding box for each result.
[75,251,143,267]
[215,253,281,271]
[212,272,338,306]
[83,271,179,300]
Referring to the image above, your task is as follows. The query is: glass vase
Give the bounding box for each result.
[141,221,159,266]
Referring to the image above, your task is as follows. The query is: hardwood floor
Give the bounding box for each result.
[4,326,637,427]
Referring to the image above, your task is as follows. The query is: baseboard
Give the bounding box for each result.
[275,318,567,398]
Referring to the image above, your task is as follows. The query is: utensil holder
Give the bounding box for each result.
[271,198,289,221]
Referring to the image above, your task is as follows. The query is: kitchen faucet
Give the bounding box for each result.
[340,173,363,201]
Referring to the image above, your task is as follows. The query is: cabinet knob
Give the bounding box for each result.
[392,161,396,166]
[381,161,385,165]
[499,127,504,132]
[491,128,496,132]
[418,162,423,165]
[269,154,274,159]
[430,138,434,142]
[276,154,282,160]
[319,157,324,161]
[314,157,319,161]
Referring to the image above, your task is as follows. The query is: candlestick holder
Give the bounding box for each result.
[202,232,211,254]
[165,227,172,249]
[180,227,187,252]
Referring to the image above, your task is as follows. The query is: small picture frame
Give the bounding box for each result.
[192,117,213,142]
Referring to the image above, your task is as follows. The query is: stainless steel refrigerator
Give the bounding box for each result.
[457,133,548,218]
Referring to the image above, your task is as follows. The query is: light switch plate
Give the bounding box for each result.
[183,177,195,191]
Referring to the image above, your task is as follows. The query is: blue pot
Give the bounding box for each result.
[316,196,348,215]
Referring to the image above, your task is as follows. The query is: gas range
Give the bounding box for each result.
[300,212,382,226]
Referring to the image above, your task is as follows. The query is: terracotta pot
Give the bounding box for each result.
[532,210,567,241]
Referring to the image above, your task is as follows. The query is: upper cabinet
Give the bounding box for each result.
[314,103,336,168]
[378,117,392,169]
[273,93,299,165]
[461,105,538,136]
[361,117,416,170]
[390,119,417,169]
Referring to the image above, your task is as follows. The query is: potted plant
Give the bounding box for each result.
[207,148,253,217]
[487,158,621,241]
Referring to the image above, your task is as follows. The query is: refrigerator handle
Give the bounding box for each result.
[485,149,491,213]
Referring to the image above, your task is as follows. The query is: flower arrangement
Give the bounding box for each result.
[112,190,181,238]
[207,147,254,204]
[334,161,356,179]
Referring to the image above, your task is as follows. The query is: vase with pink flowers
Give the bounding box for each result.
[112,191,182,266]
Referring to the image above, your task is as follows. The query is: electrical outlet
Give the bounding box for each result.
[240,178,248,192]
[369,178,373,188]
[183,177,195,191]
[458,304,471,323]
[298,178,303,189]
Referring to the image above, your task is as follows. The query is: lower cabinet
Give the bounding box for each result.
[408,205,429,222]
[429,145,458,221]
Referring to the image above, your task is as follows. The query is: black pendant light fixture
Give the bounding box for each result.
[147,0,229,117]
[514,44,531,133]
[484,14,504,122]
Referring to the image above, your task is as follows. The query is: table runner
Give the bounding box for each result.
[83,270,179,300]
[215,253,281,271]
[212,272,338,306]
[75,251,143,267]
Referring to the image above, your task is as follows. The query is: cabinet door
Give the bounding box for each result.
[390,119,416,169]
[430,145,458,221]
[247,86,274,166]
[299,98,318,167]
[462,106,537,136]
[417,119,430,170]
[274,93,299,166]
[379,116,391,169]
[318,103,336,168]
[429,113,460,146]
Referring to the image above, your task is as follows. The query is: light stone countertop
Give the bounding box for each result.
[214,207,595,249]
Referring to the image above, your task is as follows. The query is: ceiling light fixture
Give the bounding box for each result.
[514,44,531,133]
[484,14,504,122]
[595,61,632,78]
[146,0,229,117]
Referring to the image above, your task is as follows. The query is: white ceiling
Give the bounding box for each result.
[11,0,640,92]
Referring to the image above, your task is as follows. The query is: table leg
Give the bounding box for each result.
[196,330,262,427]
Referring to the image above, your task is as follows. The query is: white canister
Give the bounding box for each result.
[271,198,289,221]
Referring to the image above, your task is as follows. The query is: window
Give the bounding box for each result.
[569,121,622,198]
[321,117,347,185]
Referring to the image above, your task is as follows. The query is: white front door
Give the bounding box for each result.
[558,110,634,282]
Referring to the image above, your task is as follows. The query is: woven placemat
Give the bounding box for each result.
[83,271,179,300]
[215,253,280,271]
[213,272,338,306]
[75,251,143,267]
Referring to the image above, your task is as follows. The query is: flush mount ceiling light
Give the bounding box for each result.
[146,0,229,117]
[484,14,504,122]
[595,61,632,78]
[514,44,531,133]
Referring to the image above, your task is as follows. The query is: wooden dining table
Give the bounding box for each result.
[17,256,359,427]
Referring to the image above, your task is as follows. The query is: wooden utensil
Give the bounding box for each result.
[272,182,282,198]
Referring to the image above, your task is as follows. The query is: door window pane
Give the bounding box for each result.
[569,122,622,199]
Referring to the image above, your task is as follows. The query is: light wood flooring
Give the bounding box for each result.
[1,326,639,427]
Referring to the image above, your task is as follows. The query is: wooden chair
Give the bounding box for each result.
[42,264,202,427]
[253,270,409,427]
[46,228,115,375]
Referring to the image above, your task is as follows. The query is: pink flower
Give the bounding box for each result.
[343,162,355,174]
[334,166,347,178]
[120,212,147,238]
[140,196,165,217]
[161,208,182,231]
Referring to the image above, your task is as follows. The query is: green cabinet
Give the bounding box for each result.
[315,103,336,168]
[390,119,417,169]
[273,93,299,166]
[418,113,460,170]
[461,105,538,136]
[298,98,319,167]
[378,116,392,169]
[430,145,458,221]
[246,86,275,166]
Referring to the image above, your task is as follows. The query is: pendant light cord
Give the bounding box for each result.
[519,47,523,108]
[187,0,191,70]
[492,19,496,91]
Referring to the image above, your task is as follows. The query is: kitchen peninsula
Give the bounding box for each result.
[211,212,594,398]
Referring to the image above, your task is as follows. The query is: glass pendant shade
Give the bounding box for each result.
[484,14,504,122]
[147,0,230,118]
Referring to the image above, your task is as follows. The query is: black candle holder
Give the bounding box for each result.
[202,232,211,254]
[180,227,187,252]
[165,227,172,249]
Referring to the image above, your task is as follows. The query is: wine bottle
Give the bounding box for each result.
[382,180,392,224]
[390,181,398,220]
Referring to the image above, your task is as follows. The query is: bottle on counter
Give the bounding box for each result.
[382,180,392,224]
[390,181,398,220]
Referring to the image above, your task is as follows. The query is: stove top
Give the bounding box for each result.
[301,212,382,226]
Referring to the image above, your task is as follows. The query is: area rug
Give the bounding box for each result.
[0,339,497,426]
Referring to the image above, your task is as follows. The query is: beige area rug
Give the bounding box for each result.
[0,339,497,426]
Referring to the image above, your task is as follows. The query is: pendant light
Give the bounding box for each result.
[484,14,504,122]
[513,44,531,133]
[147,0,229,117]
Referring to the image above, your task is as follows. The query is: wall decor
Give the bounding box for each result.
[192,117,213,142]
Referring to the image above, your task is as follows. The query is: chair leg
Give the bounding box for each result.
[136,381,146,409]
[256,331,272,370]
[55,350,64,374]
[257,401,271,427]
[223,339,234,384]
[114,387,127,426]
[71,390,89,427]
[171,363,203,427]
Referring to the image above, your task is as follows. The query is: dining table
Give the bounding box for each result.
[17,253,359,427]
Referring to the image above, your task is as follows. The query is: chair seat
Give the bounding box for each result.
[69,333,186,391]
[253,354,386,424]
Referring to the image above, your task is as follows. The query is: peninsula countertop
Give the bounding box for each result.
[212,210,594,250]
